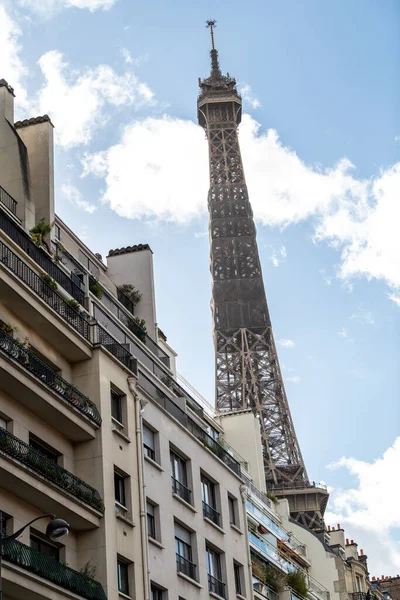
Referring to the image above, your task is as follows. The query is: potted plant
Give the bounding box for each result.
[29,218,53,252]
[286,570,308,598]
[67,298,82,312]
[117,284,142,311]
[40,272,58,291]
[127,317,147,343]
[89,279,104,299]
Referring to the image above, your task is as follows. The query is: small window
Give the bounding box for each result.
[29,435,59,463]
[206,546,225,598]
[146,501,156,540]
[1,512,11,537]
[175,523,196,580]
[31,533,59,561]
[228,494,238,526]
[201,475,220,526]
[55,224,61,241]
[356,576,363,593]
[234,562,243,596]
[111,389,123,425]
[143,424,156,461]
[0,416,7,430]
[114,470,126,507]
[150,584,164,600]
[170,450,191,504]
[117,559,129,595]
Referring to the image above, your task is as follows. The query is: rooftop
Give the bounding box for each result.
[14,115,53,128]
[108,244,152,256]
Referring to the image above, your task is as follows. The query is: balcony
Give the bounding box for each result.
[0,205,84,304]
[248,531,295,573]
[253,577,279,600]
[2,539,106,600]
[171,476,192,504]
[208,574,226,599]
[203,501,220,526]
[0,329,101,429]
[0,426,104,512]
[91,322,137,373]
[176,553,196,580]
[0,240,91,361]
[0,185,17,215]
[139,372,241,476]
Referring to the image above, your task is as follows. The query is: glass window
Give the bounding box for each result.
[175,523,195,580]
[201,476,216,508]
[146,501,156,539]
[55,224,61,241]
[170,451,190,503]
[234,563,242,595]
[150,584,163,600]
[29,436,59,463]
[1,512,11,537]
[114,471,126,506]
[31,534,59,560]
[117,560,129,595]
[206,546,222,580]
[228,495,237,525]
[111,390,123,424]
[143,425,155,461]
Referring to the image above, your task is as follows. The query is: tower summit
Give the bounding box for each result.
[198,21,328,528]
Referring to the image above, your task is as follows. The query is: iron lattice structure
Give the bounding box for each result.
[197,22,309,490]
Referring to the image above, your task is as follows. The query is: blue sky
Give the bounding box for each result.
[1,0,399,572]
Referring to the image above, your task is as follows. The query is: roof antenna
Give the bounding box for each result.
[206,19,222,78]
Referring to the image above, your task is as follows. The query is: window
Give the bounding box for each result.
[206,546,225,598]
[356,576,363,593]
[55,224,61,241]
[175,523,196,580]
[111,389,123,426]
[1,512,11,537]
[143,425,155,461]
[234,562,243,596]
[29,435,59,463]
[150,584,164,600]
[146,501,156,540]
[201,475,220,526]
[170,450,191,504]
[78,249,100,279]
[228,495,238,526]
[0,416,7,430]
[117,559,129,595]
[31,533,59,561]
[114,470,126,507]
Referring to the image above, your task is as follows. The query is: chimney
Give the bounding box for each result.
[0,79,15,123]
[360,549,364,556]
[346,539,349,545]
[351,540,354,544]
[337,523,341,529]
[328,526,331,531]
[372,578,376,582]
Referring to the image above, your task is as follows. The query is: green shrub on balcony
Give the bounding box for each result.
[67,298,82,311]
[89,279,104,299]
[266,490,279,504]
[127,316,147,343]
[30,218,52,252]
[286,570,308,598]
[40,272,58,290]
[118,283,142,307]
[251,556,285,592]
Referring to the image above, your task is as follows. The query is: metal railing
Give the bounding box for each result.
[349,594,367,600]
[0,426,104,512]
[171,477,192,504]
[144,444,155,461]
[2,539,107,600]
[0,329,101,425]
[252,578,279,600]
[139,372,241,476]
[0,241,90,340]
[91,322,137,373]
[0,206,84,304]
[176,554,196,580]
[208,574,226,598]
[203,501,220,526]
[0,186,17,215]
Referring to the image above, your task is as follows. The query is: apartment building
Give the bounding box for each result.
[0,78,252,600]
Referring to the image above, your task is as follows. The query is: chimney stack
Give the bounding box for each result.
[0,79,15,123]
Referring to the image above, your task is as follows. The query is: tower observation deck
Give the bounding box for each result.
[197,21,328,529]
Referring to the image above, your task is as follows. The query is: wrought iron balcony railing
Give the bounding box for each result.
[0,241,90,340]
[0,186,17,215]
[2,539,107,600]
[208,573,226,598]
[202,501,220,526]
[139,372,241,476]
[91,322,137,373]
[171,477,192,504]
[0,206,84,304]
[176,554,196,580]
[349,593,367,600]
[0,426,104,512]
[0,329,101,426]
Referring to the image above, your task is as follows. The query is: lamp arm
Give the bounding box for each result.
[1,513,55,545]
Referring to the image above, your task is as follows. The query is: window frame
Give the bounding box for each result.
[111,389,123,425]
[30,532,60,561]
[201,474,220,526]
[117,559,130,596]
[234,561,243,596]
[143,424,156,462]
[170,449,191,503]
[228,494,238,527]
[114,469,127,508]
[146,501,156,540]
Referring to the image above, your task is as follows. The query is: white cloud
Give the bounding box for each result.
[32,50,154,148]
[326,438,400,572]
[388,292,400,307]
[270,245,287,267]
[278,338,295,348]
[61,183,97,213]
[286,375,300,383]
[338,327,348,338]
[17,0,117,15]
[0,4,28,110]
[239,83,261,109]
[395,135,400,143]
[350,307,375,325]
[319,268,333,286]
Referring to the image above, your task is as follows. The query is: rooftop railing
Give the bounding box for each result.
[138,372,241,476]
[0,186,17,215]
[0,240,90,341]
[2,539,107,600]
[0,426,104,512]
[0,206,84,304]
[0,329,101,426]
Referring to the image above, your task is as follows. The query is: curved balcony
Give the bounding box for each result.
[2,539,106,600]
[0,329,101,426]
[0,426,104,513]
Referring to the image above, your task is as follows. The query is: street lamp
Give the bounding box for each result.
[0,510,70,600]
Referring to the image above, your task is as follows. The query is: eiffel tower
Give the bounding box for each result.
[197,21,328,528]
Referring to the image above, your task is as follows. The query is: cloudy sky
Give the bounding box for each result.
[1,0,399,573]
